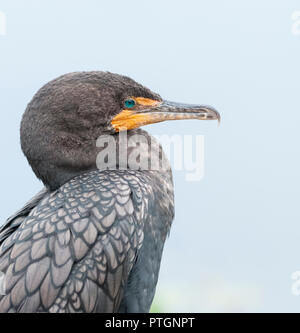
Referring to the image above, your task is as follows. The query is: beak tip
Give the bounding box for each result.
[205,106,221,125]
[216,112,221,126]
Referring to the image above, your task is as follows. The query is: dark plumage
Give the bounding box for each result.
[0,71,219,312]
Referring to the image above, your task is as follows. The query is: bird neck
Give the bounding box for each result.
[22,127,171,191]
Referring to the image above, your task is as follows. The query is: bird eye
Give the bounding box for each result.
[124,99,136,108]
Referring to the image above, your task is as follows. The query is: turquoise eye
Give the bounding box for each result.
[124,99,136,108]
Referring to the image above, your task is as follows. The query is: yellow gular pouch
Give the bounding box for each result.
[111,97,162,132]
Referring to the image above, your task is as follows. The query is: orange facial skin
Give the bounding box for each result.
[111,98,162,132]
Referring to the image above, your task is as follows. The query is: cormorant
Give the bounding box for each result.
[0,72,219,312]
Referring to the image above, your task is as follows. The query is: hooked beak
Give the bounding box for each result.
[111,99,220,132]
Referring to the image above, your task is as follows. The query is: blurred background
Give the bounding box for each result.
[0,0,300,312]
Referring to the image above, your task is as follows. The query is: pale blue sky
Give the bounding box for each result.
[0,0,300,312]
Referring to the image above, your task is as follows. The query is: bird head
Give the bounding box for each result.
[20,71,219,189]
